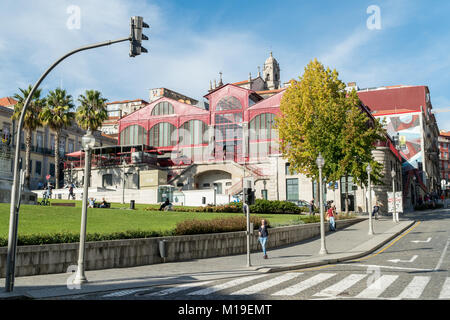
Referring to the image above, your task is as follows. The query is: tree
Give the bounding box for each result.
[75,90,108,131]
[11,85,45,188]
[40,88,75,189]
[276,59,385,207]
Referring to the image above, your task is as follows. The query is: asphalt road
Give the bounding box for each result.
[55,209,450,300]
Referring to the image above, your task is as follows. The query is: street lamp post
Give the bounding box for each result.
[73,130,96,285]
[316,153,327,255]
[122,159,126,204]
[367,163,374,235]
[391,169,398,223]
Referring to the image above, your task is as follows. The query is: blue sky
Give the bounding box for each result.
[2,0,450,129]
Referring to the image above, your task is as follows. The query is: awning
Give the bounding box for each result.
[65,150,84,158]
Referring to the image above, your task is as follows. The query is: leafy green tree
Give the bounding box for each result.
[11,85,45,188]
[40,88,75,189]
[276,59,385,209]
[75,90,108,131]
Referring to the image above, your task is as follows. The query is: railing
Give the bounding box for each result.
[64,154,158,169]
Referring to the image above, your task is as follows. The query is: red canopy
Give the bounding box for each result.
[66,150,84,158]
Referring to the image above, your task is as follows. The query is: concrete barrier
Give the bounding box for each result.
[0,218,364,278]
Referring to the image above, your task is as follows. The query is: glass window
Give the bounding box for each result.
[68,139,74,154]
[179,120,208,145]
[35,161,42,176]
[286,178,299,201]
[49,163,55,176]
[262,189,268,200]
[148,122,177,147]
[120,124,147,145]
[249,113,275,140]
[102,174,113,187]
[151,101,174,116]
[285,163,297,175]
[36,132,43,152]
[216,96,242,111]
[50,134,55,153]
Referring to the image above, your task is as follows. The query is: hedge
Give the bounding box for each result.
[145,199,309,214]
[174,216,269,235]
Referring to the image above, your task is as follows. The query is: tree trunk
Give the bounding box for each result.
[345,174,349,214]
[54,131,60,189]
[24,129,32,189]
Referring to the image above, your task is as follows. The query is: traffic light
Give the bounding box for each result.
[129,16,149,57]
[244,188,255,205]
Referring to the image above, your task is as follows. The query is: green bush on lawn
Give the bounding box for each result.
[146,199,306,214]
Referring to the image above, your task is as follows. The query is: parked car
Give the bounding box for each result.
[288,200,310,209]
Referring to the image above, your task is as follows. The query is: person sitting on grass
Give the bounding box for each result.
[159,198,171,211]
[88,197,96,208]
[99,197,108,208]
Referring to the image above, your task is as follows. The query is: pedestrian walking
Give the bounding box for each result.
[68,185,75,200]
[309,199,315,216]
[258,219,269,259]
[326,205,336,231]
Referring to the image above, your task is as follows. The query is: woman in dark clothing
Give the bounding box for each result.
[258,219,269,259]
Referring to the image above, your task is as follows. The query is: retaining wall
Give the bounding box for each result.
[0,218,365,277]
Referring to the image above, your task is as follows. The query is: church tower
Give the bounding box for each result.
[263,52,280,90]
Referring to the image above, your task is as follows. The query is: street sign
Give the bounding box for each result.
[387,191,403,213]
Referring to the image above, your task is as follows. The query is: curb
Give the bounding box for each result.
[260,220,416,273]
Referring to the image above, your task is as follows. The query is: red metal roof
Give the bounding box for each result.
[106,99,147,105]
[357,86,428,114]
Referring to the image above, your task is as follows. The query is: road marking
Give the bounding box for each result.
[439,277,450,299]
[144,281,213,296]
[102,288,148,297]
[387,255,418,264]
[395,276,430,299]
[187,274,267,295]
[351,221,421,262]
[411,237,432,243]
[355,275,398,299]
[347,263,431,272]
[229,273,302,295]
[313,274,367,298]
[434,237,450,271]
[271,273,336,296]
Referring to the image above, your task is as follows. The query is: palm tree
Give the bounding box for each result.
[11,85,45,188]
[75,90,108,132]
[40,88,75,189]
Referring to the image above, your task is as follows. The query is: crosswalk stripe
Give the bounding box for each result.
[355,275,398,299]
[313,274,367,298]
[272,273,336,296]
[439,277,450,299]
[103,288,147,297]
[188,275,267,296]
[144,281,213,296]
[230,273,303,295]
[396,276,430,299]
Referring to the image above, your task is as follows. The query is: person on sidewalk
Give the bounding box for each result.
[258,219,269,259]
[372,202,381,220]
[326,205,336,231]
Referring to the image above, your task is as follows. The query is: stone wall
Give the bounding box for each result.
[0,218,364,278]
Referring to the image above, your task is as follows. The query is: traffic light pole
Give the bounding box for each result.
[4,36,131,293]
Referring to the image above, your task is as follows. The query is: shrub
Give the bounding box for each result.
[250,199,302,214]
[174,216,269,235]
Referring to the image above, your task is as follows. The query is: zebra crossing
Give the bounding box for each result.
[102,272,450,300]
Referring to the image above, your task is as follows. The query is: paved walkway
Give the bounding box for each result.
[0,217,415,299]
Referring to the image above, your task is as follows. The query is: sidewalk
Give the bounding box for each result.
[0,217,415,299]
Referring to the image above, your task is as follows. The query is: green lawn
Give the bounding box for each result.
[0,199,306,238]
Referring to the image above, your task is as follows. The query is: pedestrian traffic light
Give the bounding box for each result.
[244,188,255,205]
[129,16,149,57]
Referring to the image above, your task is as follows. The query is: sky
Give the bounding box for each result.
[2,0,450,129]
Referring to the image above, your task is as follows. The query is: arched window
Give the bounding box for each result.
[179,120,208,145]
[216,96,242,111]
[148,122,177,147]
[120,124,147,145]
[151,101,174,116]
[249,113,275,140]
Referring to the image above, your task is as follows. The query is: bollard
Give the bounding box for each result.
[159,240,168,262]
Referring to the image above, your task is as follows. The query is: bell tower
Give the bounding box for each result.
[263,52,280,90]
